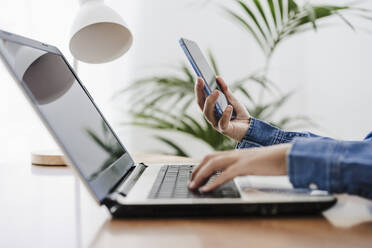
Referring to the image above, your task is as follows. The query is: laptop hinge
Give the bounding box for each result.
[102,162,147,210]
[115,162,148,197]
[105,163,135,196]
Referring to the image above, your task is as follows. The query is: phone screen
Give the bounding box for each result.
[180,38,230,117]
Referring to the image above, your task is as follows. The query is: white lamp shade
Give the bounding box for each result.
[69,0,133,63]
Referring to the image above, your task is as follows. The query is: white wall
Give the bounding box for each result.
[1,0,372,162]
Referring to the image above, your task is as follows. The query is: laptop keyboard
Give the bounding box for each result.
[148,165,240,199]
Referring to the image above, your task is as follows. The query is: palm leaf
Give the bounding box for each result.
[278,0,284,20]
[181,64,195,83]
[207,50,220,75]
[335,12,356,31]
[154,136,189,157]
[225,9,268,54]
[236,85,254,103]
[288,0,299,17]
[224,0,371,58]
[267,0,278,28]
[237,0,270,44]
[261,91,294,119]
[253,0,273,38]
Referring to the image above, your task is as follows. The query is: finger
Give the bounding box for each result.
[216,77,237,103]
[203,90,219,126]
[190,153,218,182]
[190,152,232,187]
[216,77,246,114]
[200,167,238,192]
[195,77,206,111]
[218,105,233,132]
[216,76,229,93]
[190,151,226,181]
[189,155,236,190]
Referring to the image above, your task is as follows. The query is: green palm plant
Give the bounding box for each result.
[227,0,357,59]
[118,0,371,157]
[224,0,372,74]
[120,54,312,156]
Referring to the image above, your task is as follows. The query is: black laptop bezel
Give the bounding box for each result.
[0,30,135,203]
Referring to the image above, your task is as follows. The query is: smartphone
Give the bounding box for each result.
[179,38,236,120]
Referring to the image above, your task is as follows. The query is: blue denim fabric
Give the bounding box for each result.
[237,118,372,199]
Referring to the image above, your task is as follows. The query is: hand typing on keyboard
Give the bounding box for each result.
[149,165,240,199]
[188,144,291,192]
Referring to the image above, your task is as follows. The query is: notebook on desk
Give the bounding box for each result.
[0,29,337,217]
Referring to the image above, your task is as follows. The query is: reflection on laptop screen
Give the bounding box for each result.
[0,37,133,200]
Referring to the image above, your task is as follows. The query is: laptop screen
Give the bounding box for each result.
[0,32,134,202]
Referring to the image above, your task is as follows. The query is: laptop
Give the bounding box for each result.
[0,30,337,217]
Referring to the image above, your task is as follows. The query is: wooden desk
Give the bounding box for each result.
[1,152,371,248]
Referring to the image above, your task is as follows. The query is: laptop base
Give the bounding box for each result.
[108,200,337,218]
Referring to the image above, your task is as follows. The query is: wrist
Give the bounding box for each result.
[234,117,251,142]
[279,143,292,175]
[264,144,292,175]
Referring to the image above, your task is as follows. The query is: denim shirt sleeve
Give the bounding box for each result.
[236,117,318,149]
[288,134,372,199]
[236,118,372,199]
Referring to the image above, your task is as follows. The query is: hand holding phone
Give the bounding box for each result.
[179,38,236,120]
[195,76,251,142]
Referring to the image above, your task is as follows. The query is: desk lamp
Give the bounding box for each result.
[69,0,133,67]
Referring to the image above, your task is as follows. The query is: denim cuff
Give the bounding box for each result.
[237,118,313,149]
[237,117,283,147]
[288,137,342,192]
[235,139,261,149]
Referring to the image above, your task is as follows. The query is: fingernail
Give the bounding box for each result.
[200,186,209,192]
[189,181,195,188]
[200,187,208,192]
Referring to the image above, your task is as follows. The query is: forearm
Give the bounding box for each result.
[288,137,372,199]
[237,117,318,149]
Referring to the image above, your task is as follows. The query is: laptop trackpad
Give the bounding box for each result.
[235,176,329,199]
